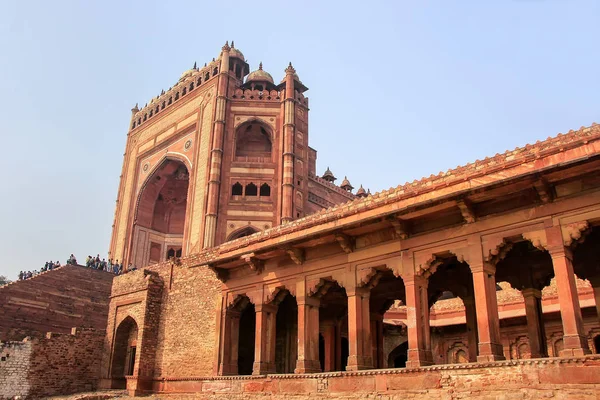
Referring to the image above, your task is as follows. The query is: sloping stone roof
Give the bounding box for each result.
[190,122,600,265]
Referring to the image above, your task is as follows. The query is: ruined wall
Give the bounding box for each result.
[102,258,222,384]
[0,265,113,341]
[0,329,104,399]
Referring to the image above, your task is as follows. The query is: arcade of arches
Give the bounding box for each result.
[216,225,600,376]
[130,159,189,268]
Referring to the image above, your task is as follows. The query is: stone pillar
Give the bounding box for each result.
[280,63,296,224]
[295,296,321,373]
[253,303,277,375]
[322,323,336,372]
[371,313,385,369]
[463,296,479,362]
[521,288,547,358]
[546,226,591,356]
[470,260,505,362]
[346,287,373,370]
[203,42,231,248]
[218,309,241,375]
[405,275,433,368]
[588,276,600,323]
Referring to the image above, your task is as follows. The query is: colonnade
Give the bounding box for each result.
[218,226,596,375]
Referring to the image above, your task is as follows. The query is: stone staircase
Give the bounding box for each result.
[0,265,114,341]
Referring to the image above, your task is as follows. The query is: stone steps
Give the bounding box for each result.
[0,265,114,341]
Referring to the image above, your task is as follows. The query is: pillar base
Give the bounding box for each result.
[253,361,276,375]
[346,355,374,371]
[294,360,321,374]
[406,349,433,368]
[477,342,505,362]
[218,363,238,376]
[559,334,591,357]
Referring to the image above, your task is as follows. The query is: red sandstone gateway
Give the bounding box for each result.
[95,43,600,397]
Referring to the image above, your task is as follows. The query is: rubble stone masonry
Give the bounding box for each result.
[0,329,104,399]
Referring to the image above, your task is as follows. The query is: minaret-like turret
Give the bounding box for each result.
[203,41,231,248]
[322,167,336,183]
[340,176,354,192]
[280,62,297,224]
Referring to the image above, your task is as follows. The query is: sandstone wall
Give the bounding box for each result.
[149,356,600,399]
[103,259,222,382]
[0,329,104,399]
[0,265,114,341]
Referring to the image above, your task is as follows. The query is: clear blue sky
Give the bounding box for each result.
[0,1,598,280]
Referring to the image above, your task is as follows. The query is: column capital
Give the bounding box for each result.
[469,262,496,275]
[255,303,277,313]
[547,245,574,261]
[521,287,542,299]
[296,296,320,308]
[346,286,370,298]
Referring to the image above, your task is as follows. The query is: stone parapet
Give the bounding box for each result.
[142,355,600,398]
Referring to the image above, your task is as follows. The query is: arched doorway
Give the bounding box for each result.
[131,159,189,268]
[594,335,600,354]
[111,316,138,388]
[388,342,408,368]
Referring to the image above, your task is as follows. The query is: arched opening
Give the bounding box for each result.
[110,316,138,388]
[369,268,406,369]
[238,302,256,375]
[427,255,476,364]
[245,183,258,196]
[231,182,243,196]
[235,122,272,162]
[388,341,408,368]
[573,225,600,326]
[594,335,600,354]
[227,226,259,241]
[496,240,554,358]
[132,159,189,268]
[260,183,271,197]
[274,291,298,373]
[317,280,348,372]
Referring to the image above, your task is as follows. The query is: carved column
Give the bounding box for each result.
[469,254,505,362]
[253,303,277,375]
[405,275,433,368]
[346,287,373,370]
[218,309,241,375]
[546,226,590,356]
[521,288,547,358]
[463,296,479,362]
[588,276,600,323]
[295,295,321,373]
[371,313,385,369]
[203,43,230,248]
[280,63,296,224]
[322,323,336,372]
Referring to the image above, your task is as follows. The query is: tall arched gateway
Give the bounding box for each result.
[130,158,190,268]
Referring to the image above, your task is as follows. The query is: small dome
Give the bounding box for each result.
[179,69,195,81]
[322,167,336,182]
[247,62,274,84]
[229,47,245,60]
[356,185,367,198]
[340,176,354,192]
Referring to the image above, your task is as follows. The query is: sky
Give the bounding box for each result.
[0,1,598,280]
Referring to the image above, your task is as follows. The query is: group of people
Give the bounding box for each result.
[84,254,131,275]
[17,253,136,281]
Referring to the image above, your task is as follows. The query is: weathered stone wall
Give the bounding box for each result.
[0,265,113,341]
[147,356,600,399]
[0,329,104,399]
[101,260,222,386]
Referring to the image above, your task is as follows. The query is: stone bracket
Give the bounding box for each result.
[533,178,554,203]
[388,216,409,239]
[285,247,305,265]
[457,199,476,224]
[335,233,355,254]
[241,253,264,274]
